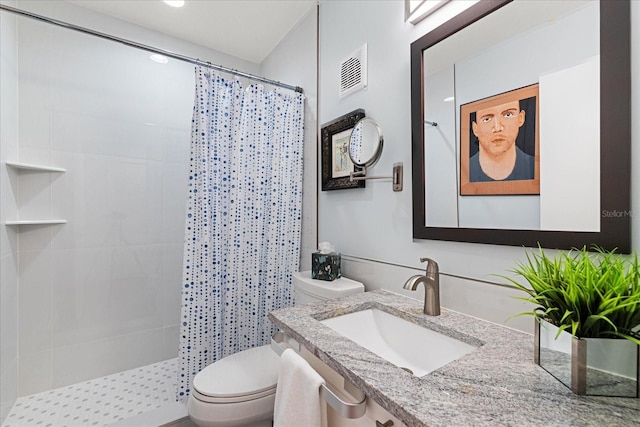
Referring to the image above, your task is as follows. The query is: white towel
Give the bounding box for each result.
[273,348,326,427]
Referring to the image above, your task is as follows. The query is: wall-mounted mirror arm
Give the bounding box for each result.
[349,163,403,183]
[349,167,368,179]
[349,163,403,192]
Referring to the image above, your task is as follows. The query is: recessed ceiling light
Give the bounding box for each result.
[163,0,185,8]
[150,54,168,64]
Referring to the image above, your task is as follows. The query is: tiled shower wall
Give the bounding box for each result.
[0,0,20,421]
[1,0,260,402]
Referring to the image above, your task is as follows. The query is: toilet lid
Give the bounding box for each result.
[192,344,279,403]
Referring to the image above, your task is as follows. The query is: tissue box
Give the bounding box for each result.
[311,252,341,281]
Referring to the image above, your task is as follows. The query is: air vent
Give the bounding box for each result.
[339,44,367,98]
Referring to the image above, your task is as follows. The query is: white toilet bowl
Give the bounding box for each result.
[187,345,280,427]
[187,271,365,426]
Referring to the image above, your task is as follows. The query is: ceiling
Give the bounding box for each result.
[66,0,316,64]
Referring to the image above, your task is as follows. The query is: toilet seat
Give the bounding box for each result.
[191,387,275,404]
[192,345,279,404]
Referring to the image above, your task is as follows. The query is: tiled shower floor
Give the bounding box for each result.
[2,358,178,427]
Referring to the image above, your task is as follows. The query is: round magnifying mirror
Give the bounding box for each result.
[348,117,383,168]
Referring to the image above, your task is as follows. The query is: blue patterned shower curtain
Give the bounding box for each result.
[177,67,304,400]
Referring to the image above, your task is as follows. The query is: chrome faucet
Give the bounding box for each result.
[403,257,440,316]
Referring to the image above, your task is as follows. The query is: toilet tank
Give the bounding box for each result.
[293,271,364,305]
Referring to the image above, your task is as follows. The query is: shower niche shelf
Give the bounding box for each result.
[5,219,67,226]
[5,161,67,226]
[5,161,66,173]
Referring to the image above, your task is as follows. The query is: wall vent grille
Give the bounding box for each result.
[339,44,367,98]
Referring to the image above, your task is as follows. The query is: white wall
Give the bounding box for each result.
[0,0,261,399]
[261,5,318,272]
[0,0,20,420]
[318,0,640,333]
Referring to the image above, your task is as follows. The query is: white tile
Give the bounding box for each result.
[0,26,19,166]
[73,155,113,248]
[50,248,113,347]
[1,168,19,259]
[52,110,83,153]
[1,159,19,201]
[49,245,167,348]
[162,162,189,244]
[15,171,52,220]
[161,77,194,131]
[0,358,18,425]
[340,256,413,295]
[18,250,52,355]
[107,159,163,246]
[15,146,52,166]
[48,218,77,251]
[17,106,52,150]
[163,325,180,361]
[85,118,130,158]
[441,275,534,334]
[16,19,52,109]
[49,248,83,347]
[1,254,19,377]
[125,121,164,162]
[52,329,166,389]
[17,349,53,396]
[15,224,52,252]
[162,244,184,327]
[0,223,18,262]
[49,150,74,222]
[108,244,164,332]
[1,5,19,422]
[163,128,190,165]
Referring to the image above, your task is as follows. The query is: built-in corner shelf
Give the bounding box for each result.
[5,161,66,173]
[4,161,68,227]
[5,219,67,226]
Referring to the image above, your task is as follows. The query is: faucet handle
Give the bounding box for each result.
[419,257,438,275]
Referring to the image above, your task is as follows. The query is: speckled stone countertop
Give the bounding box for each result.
[268,290,640,426]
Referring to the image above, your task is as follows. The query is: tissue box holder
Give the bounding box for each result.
[311,252,341,281]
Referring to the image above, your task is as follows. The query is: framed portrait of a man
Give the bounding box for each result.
[460,84,540,196]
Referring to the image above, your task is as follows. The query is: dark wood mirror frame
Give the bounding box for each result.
[410,0,631,253]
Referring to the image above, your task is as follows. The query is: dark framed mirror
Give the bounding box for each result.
[410,0,631,252]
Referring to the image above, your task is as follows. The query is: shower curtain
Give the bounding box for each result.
[177,67,304,399]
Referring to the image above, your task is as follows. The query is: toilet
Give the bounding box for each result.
[187,271,364,427]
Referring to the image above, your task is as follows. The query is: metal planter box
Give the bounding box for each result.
[534,319,639,397]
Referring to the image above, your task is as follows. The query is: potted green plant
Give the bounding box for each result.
[503,246,640,397]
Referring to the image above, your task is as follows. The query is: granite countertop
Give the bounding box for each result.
[268,290,640,426]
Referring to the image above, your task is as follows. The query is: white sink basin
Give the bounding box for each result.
[320,309,476,377]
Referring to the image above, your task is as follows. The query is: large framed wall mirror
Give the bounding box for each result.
[410,0,631,252]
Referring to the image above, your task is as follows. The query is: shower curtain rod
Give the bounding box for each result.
[0,4,304,94]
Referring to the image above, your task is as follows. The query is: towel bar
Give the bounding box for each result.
[271,332,367,419]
